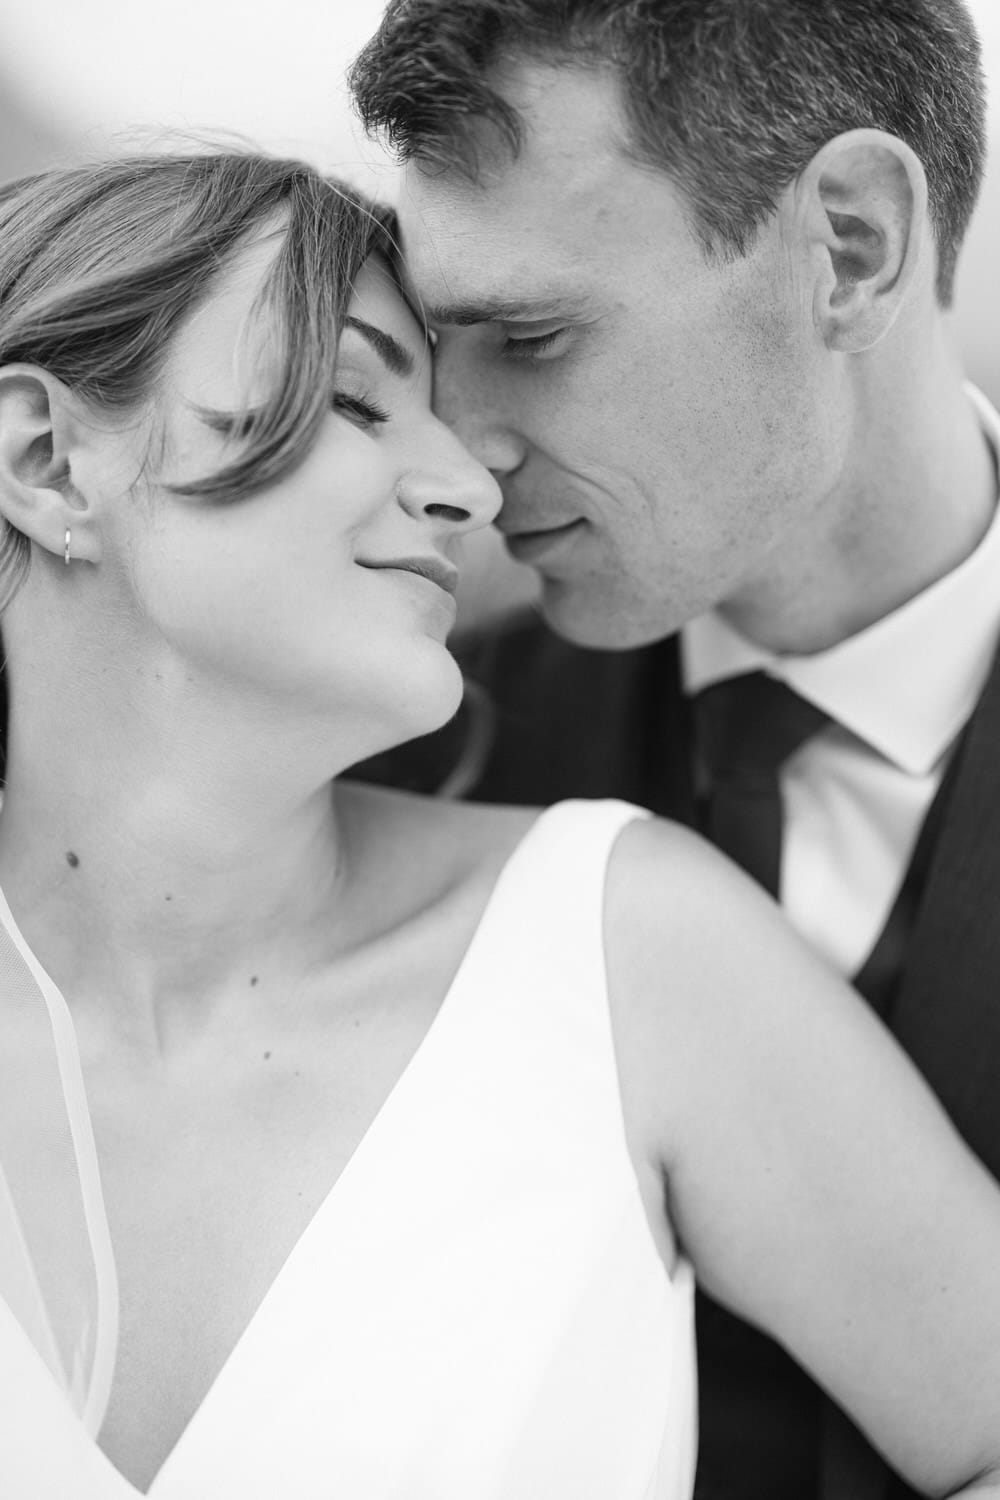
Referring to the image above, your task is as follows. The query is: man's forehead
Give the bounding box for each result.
[397,189,574,319]
[398,171,611,323]
[396,77,709,329]
[396,63,692,315]
[398,155,571,263]
[398,63,631,236]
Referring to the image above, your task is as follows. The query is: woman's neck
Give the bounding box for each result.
[0,701,356,1051]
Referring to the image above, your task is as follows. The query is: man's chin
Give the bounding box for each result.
[537,580,683,652]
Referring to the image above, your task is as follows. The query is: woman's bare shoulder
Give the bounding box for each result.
[604,813,844,1041]
[601,815,843,1167]
[606,813,786,948]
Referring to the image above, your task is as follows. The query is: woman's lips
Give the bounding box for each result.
[502,518,586,565]
[359,556,459,596]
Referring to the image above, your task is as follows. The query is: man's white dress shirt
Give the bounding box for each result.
[681,386,1000,978]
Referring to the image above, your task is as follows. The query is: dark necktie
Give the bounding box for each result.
[692,671,830,897]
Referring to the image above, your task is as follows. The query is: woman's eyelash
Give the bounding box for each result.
[198,407,261,441]
[499,329,566,362]
[332,392,390,427]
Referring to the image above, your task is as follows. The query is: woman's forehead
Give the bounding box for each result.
[163,235,286,407]
[347,256,427,351]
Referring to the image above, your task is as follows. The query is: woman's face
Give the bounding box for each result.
[105,238,501,759]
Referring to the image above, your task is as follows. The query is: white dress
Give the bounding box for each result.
[0,800,696,1499]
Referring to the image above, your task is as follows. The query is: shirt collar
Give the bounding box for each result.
[681,384,1000,776]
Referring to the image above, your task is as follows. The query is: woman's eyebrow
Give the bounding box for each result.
[343,317,415,377]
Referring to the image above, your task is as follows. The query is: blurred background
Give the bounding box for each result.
[1,0,998,626]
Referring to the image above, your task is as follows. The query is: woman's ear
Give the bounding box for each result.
[0,366,102,565]
[788,129,930,353]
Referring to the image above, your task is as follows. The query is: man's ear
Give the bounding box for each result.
[0,366,102,565]
[789,129,930,353]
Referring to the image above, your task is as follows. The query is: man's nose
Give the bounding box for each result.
[432,344,525,481]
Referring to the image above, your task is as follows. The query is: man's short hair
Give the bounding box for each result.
[350,0,987,305]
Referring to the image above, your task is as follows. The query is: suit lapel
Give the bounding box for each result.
[891,642,1000,1173]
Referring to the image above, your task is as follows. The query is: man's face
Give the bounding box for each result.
[401,63,845,649]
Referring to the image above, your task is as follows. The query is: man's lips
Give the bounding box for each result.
[500,518,586,564]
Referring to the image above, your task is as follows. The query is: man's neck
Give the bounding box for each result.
[721,358,997,657]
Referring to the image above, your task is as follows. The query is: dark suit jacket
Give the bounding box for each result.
[356,607,1000,1500]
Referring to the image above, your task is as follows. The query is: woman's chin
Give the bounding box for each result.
[365,649,466,751]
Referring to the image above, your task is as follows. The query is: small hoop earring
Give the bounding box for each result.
[64,528,72,566]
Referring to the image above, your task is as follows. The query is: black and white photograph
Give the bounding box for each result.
[1,2,1000,1497]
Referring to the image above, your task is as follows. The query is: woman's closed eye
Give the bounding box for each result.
[198,393,390,442]
[332,391,391,430]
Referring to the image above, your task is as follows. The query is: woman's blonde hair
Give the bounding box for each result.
[0,150,398,602]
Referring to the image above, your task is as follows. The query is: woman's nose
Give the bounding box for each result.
[399,428,503,534]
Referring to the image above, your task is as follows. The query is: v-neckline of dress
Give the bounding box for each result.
[0,807,551,1498]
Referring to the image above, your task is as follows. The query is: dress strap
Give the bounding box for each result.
[0,886,118,1434]
[508,797,650,961]
[0,1158,64,1386]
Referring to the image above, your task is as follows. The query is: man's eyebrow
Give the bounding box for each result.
[343,317,415,377]
[425,296,584,327]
